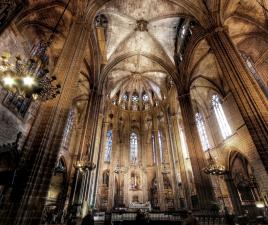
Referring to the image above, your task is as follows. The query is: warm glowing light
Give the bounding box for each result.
[212,95,232,139]
[256,201,265,208]
[3,76,15,86]
[23,76,35,87]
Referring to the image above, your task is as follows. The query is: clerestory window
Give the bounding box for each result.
[195,112,210,151]
[212,95,232,139]
[130,132,138,162]
[104,130,113,162]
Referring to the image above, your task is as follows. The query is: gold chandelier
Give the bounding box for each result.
[203,151,226,176]
[0,45,60,101]
[0,0,71,101]
[74,160,96,172]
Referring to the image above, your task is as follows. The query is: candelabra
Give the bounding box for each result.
[0,0,72,101]
[0,46,60,101]
[74,160,96,172]
[203,151,226,176]
[203,150,226,209]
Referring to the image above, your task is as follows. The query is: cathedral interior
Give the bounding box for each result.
[0,0,268,225]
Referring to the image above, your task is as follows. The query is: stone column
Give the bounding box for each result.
[206,28,268,172]
[179,93,214,210]
[164,112,180,209]
[170,114,191,208]
[224,173,242,214]
[152,114,166,211]
[0,20,89,225]
[95,118,110,209]
[123,114,130,207]
[141,118,149,203]
[88,112,104,198]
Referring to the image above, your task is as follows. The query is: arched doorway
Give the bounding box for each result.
[41,158,67,224]
[225,151,261,215]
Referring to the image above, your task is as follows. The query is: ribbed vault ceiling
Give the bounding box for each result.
[99,0,184,111]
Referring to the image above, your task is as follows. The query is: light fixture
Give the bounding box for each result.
[203,151,226,176]
[255,201,265,208]
[22,76,35,87]
[74,160,96,172]
[0,0,71,101]
[2,75,15,87]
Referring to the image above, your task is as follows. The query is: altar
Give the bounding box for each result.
[129,201,152,211]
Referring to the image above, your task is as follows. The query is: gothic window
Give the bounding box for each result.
[152,133,156,164]
[104,130,113,162]
[142,93,149,102]
[3,93,31,117]
[123,93,128,101]
[61,109,74,150]
[212,95,232,139]
[131,94,139,103]
[130,132,138,162]
[195,112,210,151]
[241,53,268,97]
[158,130,164,162]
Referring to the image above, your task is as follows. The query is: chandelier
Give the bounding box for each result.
[203,151,226,176]
[74,160,96,172]
[0,0,71,101]
[0,44,60,101]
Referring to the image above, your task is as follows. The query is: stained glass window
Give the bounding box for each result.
[195,112,210,151]
[104,130,113,162]
[212,95,232,139]
[130,132,138,162]
[143,94,149,102]
[241,53,268,97]
[131,94,139,102]
[62,109,74,150]
[123,94,128,101]
[3,93,31,118]
[158,130,164,162]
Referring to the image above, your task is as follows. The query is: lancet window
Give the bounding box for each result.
[130,132,138,162]
[212,95,232,139]
[62,109,74,150]
[158,130,164,162]
[195,112,210,151]
[104,130,113,162]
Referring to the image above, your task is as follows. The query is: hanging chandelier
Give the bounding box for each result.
[74,160,96,172]
[203,151,226,176]
[0,0,71,101]
[0,44,60,101]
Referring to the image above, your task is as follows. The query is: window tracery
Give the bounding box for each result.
[212,95,231,139]
[195,112,210,151]
[158,130,164,162]
[3,93,31,117]
[104,130,113,162]
[142,93,149,102]
[62,109,74,150]
[130,132,138,162]
[123,93,128,101]
[131,94,139,103]
[241,53,268,97]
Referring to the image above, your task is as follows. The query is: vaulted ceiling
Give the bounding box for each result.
[2,0,267,113]
[98,0,187,111]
